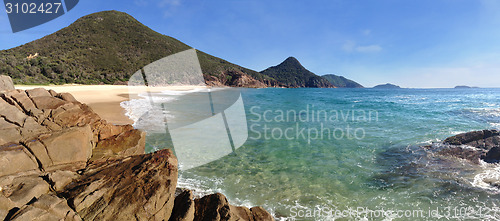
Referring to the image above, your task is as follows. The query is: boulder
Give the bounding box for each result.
[193,193,274,221]
[483,146,500,163]
[63,148,178,221]
[440,130,500,163]
[443,130,500,148]
[57,92,79,103]
[31,96,67,110]
[194,193,249,221]
[26,88,51,98]
[0,75,15,91]
[170,189,195,221]
[250,207,274,221]
[0,145,40,177]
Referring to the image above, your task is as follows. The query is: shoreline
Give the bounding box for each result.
[15,85,207,125]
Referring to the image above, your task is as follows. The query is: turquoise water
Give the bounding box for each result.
[129,88,500,220]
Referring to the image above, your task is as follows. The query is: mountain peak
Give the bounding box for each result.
[279,56,303,69]
[260,57,334,88]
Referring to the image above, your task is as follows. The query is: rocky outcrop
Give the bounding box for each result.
[62,149,178,220]
[438,130,500,163]
[0,86,274,221]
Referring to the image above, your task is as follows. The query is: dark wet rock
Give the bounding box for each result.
[483,146,500,163]
[251,207,275,221]
[170,189,195,221]
[194,193,274,221]
[439,130,500,163]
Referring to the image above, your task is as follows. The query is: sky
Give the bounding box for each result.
[1,0,500,88]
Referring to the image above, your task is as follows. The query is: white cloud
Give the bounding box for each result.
[355,44,382,53]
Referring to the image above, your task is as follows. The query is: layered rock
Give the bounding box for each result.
[438,129,500,163]
[0,76,273,221]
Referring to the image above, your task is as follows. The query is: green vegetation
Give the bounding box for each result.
[321,74,363,88]
[260,57,333,88]
[0,10,276,86]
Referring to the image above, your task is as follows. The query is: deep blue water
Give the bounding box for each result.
[124,88,500,220]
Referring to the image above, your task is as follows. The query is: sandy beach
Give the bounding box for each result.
[15,85,207,125]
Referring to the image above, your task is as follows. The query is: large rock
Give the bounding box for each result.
[0,75,14,91]
[170,189,195,221]
[63,149,178,221]
[194,193,274,221]
[26,88,52,98]
[440,130,500,163]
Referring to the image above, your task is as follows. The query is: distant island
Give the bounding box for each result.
[454,85,479,89]
[373,83,401,89]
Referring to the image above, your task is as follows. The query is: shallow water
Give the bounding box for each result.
[122,88,500,220]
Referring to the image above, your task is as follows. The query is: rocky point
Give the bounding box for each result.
[0,75,273,221]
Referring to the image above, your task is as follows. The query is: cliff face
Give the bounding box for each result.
[260,57,334,88]
[0,77,273,221]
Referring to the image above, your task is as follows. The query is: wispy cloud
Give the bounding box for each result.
[362,29,371,35]
[355,44,382,53]
[342,40,356,52]
[342,41,382,53]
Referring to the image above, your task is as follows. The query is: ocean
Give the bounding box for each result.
[121,88,500,220]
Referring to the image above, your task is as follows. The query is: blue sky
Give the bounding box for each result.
[1,0,500,88]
